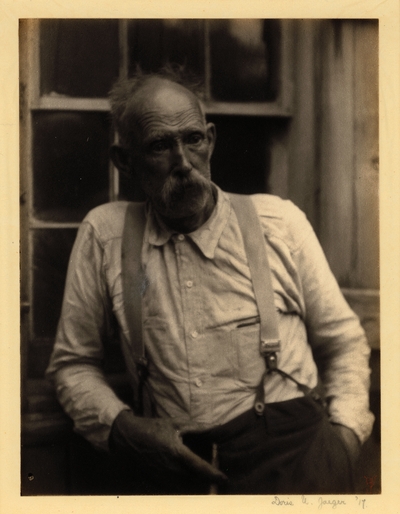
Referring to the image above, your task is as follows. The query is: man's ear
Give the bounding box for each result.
[206,122,216,158]
[110,145,134,176]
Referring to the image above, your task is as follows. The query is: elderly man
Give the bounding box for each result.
[47,69,374,495]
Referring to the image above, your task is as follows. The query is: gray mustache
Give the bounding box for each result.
[161,173,208,206]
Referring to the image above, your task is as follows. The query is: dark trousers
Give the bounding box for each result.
[168,396,355,495]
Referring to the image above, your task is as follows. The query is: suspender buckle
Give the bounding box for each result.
[260,339,281,353]
[260,339,280,370]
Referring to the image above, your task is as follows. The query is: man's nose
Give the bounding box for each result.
[172,142,192,174]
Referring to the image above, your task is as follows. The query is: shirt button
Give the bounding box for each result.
[191,331,198,339]
[186,280,193,288]
[195,378,202,387]
[177,234,185,241]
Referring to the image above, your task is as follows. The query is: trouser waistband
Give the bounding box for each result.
[184,394,324,448]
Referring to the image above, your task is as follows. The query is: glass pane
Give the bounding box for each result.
[209,19,280,102]
[40,19,119,97]
[208,115,276,194]
[128,19,205,79]
[32,229,78,340]
[33,111,111,222]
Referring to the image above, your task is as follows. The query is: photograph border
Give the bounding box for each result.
[1,1,399,513]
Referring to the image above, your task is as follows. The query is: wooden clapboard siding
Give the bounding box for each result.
[284,20,379,291]
[318,20,356,287]
[352,22,379,289]
[316,20,378,291]
[286,20,319,226]
[283,19,379,348]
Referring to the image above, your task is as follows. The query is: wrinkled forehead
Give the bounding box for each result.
[124,78,205,131]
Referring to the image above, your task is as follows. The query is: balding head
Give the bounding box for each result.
[124,77,206,146]
[109,68,205,148]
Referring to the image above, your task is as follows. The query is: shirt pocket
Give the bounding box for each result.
[232,324,266,389]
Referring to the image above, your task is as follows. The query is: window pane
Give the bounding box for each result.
[208,115,274,194]
[40,19,119,97]
[32,229,77,340]
[209,19,280,102]
[128,19,205,79]
[32,111,111,222]
[118,116,275,200]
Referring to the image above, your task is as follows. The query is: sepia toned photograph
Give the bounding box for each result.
[19,18,380,496]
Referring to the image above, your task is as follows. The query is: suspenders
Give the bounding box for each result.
[121,202,148,415]
[121,195,320,417]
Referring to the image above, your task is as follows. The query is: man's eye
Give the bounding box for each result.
[187,133,203,145]
[150,141,169,153]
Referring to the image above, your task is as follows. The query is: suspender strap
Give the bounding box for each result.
[229,194,281,357]
[230,195,281,414]
[121,202,147,414]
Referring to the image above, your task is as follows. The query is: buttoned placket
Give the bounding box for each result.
[173,234,210,419]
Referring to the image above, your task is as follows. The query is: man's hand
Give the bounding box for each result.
[331,423,361,466]
[110,410,227,484]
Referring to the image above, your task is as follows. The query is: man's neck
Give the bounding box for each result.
[157,186,217,234]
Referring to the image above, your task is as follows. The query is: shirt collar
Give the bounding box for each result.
[144,184,231,259]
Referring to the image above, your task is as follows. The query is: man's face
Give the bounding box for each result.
[124,79,216,220]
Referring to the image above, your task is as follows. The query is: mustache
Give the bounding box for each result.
[160,171,210,209]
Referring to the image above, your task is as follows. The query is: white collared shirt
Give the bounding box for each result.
[47,186,374,450]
